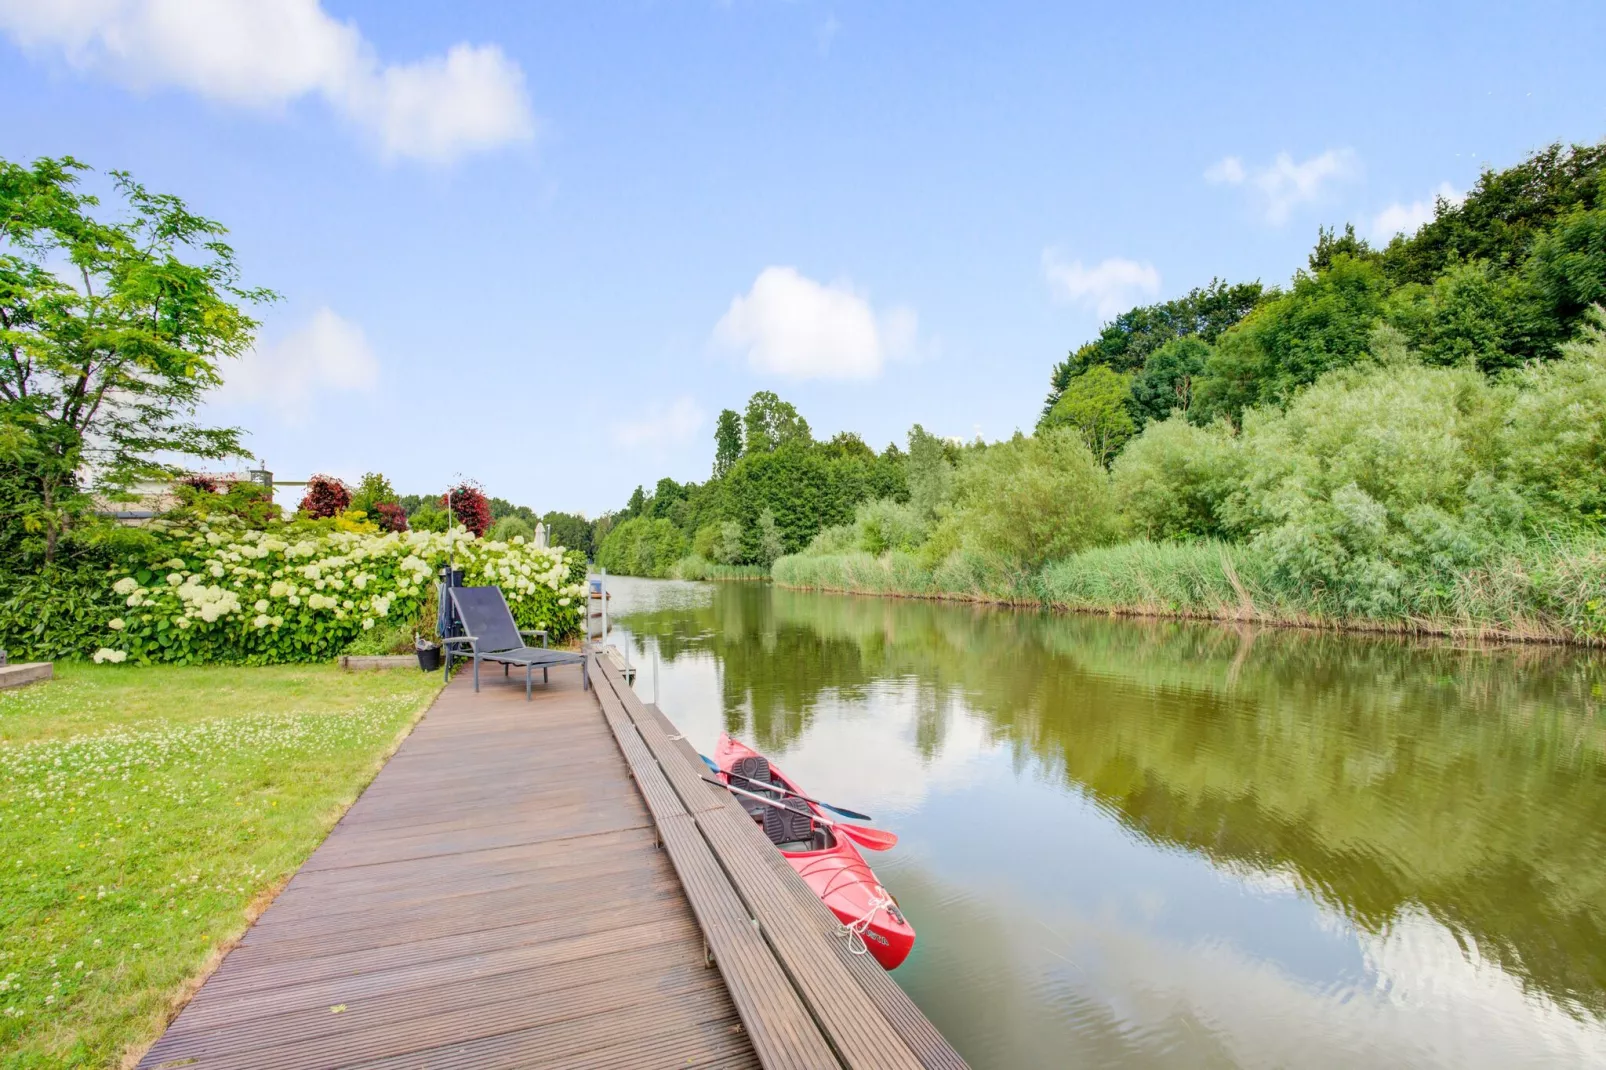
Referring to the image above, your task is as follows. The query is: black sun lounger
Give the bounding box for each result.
[443,585,588,699]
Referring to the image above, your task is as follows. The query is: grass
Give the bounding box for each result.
[774,537,1606,644]
[668,554,770,581]
[0,662,442,1069]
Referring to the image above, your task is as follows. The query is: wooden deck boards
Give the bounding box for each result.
[137,645,968,1070]
[136,667,757,1070]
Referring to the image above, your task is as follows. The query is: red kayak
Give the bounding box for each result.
[713,733,915,970]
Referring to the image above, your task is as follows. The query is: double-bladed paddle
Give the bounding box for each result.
[697,753,874,821]
[700,774,899,851]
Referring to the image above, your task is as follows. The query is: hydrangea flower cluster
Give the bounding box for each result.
[94,522,587,665]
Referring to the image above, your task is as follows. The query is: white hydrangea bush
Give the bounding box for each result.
[97,521,587,664]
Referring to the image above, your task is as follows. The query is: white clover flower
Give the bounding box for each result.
[108,618,125,631]
[113,577,139,596]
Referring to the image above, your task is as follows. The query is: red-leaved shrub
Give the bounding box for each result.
[299,474,351,519]
[443,482,492,537]
[372,500,409,532]
[179,473,219,494]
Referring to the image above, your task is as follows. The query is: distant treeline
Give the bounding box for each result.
[600,140,1606,641]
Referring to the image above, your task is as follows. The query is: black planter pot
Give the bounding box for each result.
[415,644,442,672]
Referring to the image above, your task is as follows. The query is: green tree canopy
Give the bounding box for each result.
[1381,140,1606,285]
[1193,254,1391,423]
[714,408,742,476]
[1042,278,1264,416]
[742,390,811,453]
[0,156,274,559]
[349,472,399,517]
[1128,336,1211,427]
[1041,364,1136,465]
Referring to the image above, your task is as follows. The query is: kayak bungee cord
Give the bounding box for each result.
[841,890,897,956]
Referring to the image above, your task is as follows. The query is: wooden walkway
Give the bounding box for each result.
[137,652,967,1070]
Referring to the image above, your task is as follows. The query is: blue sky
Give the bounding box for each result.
[5,1,1603,515]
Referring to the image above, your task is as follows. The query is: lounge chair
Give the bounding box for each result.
[442,585,588,699]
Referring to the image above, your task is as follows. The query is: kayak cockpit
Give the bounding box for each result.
[728,753,836,852]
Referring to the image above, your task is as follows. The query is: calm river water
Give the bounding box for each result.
[604,577,1606,1069]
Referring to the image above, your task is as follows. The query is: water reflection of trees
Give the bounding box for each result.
[621,584,1606,1018]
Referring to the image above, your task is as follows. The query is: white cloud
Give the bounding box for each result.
[1203,156,1246,185]
[713,266,916,381]
[0,0,533,164]
[1370,182,1464,241]
[1205,148,1361,224]
[1041,250,1161,319]
[218,307,379,422]
[613,396,705,449]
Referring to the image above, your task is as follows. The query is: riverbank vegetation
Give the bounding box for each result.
[0,663,441,1068]
[606,140,1606,643]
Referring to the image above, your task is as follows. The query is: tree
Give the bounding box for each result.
[941,428,1118,570]
[443,481,492,537]
[625,485,647,518]
[371,501,408,532]
[1381,140,1606,286]
[906,424,953,519]
[1524,208,1606,334]
[1192,254,1391,423]
[714,408,742,476]
[490,515,533,542]
[0,156,274,560]
[299,475,350,518]
[1308,223,1379,273]
[1040,365,1135,465]
[1128,336,1211,427]
[742,391,811,453]
[756,508,786,566]
[715,519,743,564]
[349,471,399,517]
[1041,278,1264,417]
[541,510,593,556]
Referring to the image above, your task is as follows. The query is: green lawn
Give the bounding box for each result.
[0,663,442,1069]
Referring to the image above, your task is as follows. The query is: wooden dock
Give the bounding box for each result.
[136,652,967,1069]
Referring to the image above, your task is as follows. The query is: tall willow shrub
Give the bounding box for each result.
[935,427,1119,571]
